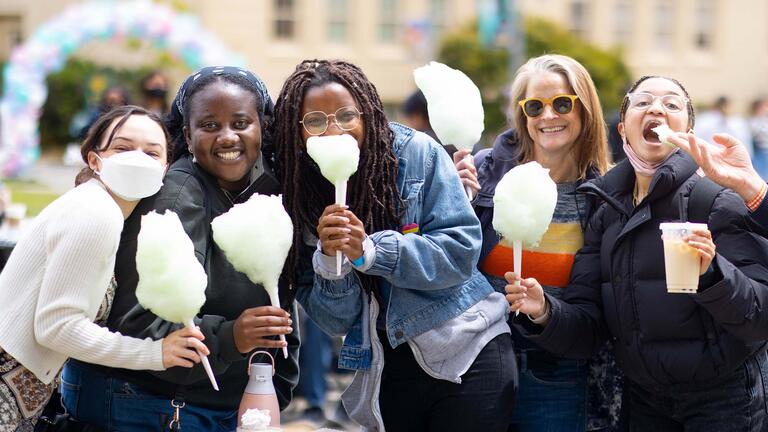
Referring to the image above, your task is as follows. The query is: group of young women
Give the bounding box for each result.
[1,53,767,432]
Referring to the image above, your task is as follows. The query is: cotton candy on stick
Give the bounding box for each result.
[135,210,219,391]
[414,61,485,199]
[306,134,360,275]
[211,194,294,359]
[492,162,558,316]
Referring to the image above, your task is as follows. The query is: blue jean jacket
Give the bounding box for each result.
[296,123,494,371]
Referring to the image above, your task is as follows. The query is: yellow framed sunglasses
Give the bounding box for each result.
[518,94,579,118]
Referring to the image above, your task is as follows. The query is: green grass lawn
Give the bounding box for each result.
[4,180,60,217]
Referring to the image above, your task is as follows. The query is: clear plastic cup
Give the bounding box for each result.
[659,222,707,293]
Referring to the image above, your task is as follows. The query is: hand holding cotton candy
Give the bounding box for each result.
[306,134,360,275]
[492,162,558,315]
[211,194,294,359]
[414,61,484,199]
[136,210,219,390]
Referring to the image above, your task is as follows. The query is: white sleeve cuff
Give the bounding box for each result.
[352,236,376,272]
[313,241,353,280]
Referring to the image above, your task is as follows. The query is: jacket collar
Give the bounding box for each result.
[578,149,698,216]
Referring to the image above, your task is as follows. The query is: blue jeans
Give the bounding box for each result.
[60,360,238,431]
[627,349,768,431]
[298,313,333,408]
[754,148,768,181]
[510,349,588,432]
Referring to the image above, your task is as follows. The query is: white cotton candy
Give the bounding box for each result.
[492,161,558,247]
[136,210,207,323]
[652,124,676,147]
[306,134,360,186]
[239,408,271,431]
[211,194,293,306]
[413,61,484,150]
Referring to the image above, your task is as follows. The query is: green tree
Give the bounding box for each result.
[438,17,631,144]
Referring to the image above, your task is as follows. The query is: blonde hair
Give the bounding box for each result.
[509,54,610,177]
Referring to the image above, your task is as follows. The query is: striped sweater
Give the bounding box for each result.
[482,181,586,288]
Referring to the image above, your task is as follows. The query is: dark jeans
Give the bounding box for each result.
[628,349,768,432]
[378,332,517,432]
[509,349,588,432]
[60,360,238,432]
[298,313,333,408]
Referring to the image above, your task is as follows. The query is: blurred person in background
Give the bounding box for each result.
[139,70,170,116]
[77,85,131,140]
[748,97,768,179]
[695,95,752,156]
[400,89,458,157]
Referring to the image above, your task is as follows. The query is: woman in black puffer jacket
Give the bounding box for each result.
[507,75,768,431]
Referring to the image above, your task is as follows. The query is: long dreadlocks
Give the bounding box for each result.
[273,59,404,300]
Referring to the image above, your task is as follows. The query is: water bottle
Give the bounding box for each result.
[238,351,281,428]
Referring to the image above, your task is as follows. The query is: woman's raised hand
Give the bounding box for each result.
[161,326,209,368]
[504,272,548,321]
[453,149,480,194]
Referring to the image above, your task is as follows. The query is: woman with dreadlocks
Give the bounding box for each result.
[61,67,299,431]
[273,59,516,431]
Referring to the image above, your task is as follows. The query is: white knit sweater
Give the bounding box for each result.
[0,180,164,384]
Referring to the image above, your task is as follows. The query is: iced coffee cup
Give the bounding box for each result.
[660,222,707,293]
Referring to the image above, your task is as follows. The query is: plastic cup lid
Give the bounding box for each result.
[659,222,708,231]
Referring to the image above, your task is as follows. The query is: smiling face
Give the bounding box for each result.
[300,82,365,148]
[524,71,583,158]
[184,80,262,192]
[618,77,690,165]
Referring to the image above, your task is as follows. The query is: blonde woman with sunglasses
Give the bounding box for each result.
[456,54,619,431]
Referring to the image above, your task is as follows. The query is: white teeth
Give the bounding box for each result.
[541,126,566,133]
[217,151,241,160]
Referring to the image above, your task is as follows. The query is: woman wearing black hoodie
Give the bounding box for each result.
[508,75,768,431]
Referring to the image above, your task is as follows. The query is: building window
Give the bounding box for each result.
[430,0,448,39]
[0,16,22,61]
[273,0,295,40]
[379,0,399,43]
[569,0,590,40]
[327,0,349,41]
[614,0,632,46]
[694,0,714,49]
[654,0,674,50]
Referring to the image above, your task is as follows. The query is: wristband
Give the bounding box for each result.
[351,255,365,267]
[747,182,768,213]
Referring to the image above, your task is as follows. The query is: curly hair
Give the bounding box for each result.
[272,59,404,299]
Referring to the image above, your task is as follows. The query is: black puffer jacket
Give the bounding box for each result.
[518,151,768,391]
[82,154,300,410]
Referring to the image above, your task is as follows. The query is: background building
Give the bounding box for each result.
[0,0,766,111]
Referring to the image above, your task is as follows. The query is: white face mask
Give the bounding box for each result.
[95,151,166,201]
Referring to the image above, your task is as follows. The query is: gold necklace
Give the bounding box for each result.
[633,182,641,206]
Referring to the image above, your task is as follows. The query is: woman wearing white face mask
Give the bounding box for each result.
[0,105,210,431]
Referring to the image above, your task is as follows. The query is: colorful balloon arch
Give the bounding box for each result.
[0,0,244,177]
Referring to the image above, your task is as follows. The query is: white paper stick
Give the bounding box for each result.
[335,181,347,276]
[463,154,475,201]
[268,290,289,359]
[513,240,522,317]
[185,319,219,391]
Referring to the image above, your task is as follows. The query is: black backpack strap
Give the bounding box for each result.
[686,177,724,223]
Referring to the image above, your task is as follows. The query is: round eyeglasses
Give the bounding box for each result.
[626,92,688,113]
[300,106,363,136]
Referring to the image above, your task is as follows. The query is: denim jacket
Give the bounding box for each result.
[296,123,500,370]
